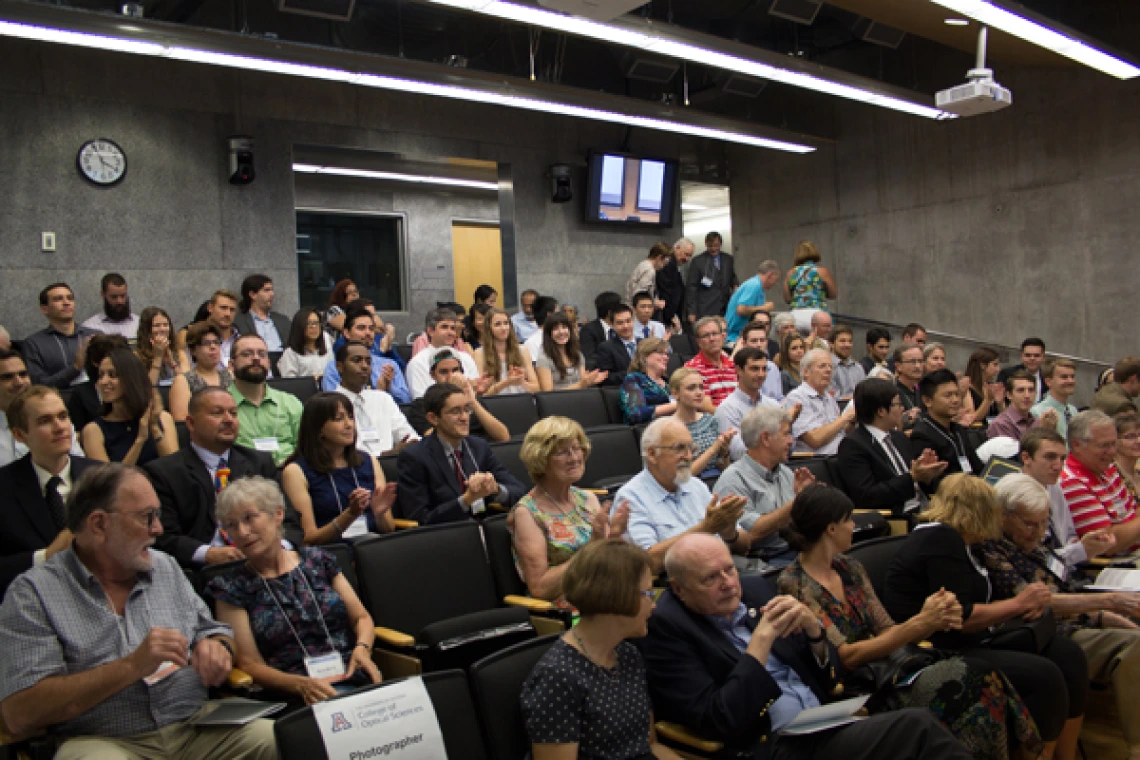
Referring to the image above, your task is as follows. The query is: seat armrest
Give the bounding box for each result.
[487,502,507,513]
[584,488,609,496]
[1087,557,1113,567]
[655,722,723,752]
[504,595,555,613]
[393,519,419,530]
[375,626,416,648]
[227,668,254,689]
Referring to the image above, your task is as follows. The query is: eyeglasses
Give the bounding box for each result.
[656,443,694,456]
[552,445,586,460]
[107,508,162,527]
[441,405,474,418]
[1014,514,1049,533]
[698,331,723,340]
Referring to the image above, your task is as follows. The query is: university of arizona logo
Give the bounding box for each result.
[330,712,352,732]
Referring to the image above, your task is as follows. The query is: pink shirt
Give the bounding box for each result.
[411,333,469,357]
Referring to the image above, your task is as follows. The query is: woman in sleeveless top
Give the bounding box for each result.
[82,348,178,466]
[474,308,539,396]
[669,368,732,478]
[282,392,395,545]
[169,321,234,421]
[535,313,607,392]
[508,417,629,601]
[783,240,837,333]
[136,307,187,388]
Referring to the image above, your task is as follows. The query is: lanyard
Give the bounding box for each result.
[328,468,363,514]
[260,562,337,657]
[920,418,967,460]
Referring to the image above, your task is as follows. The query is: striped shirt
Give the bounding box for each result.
[685,352,737,407]
[1061,455,1140,550]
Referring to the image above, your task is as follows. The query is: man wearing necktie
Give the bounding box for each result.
[0,386,98,597]
[594,304,639,387]
[632,292,668,341]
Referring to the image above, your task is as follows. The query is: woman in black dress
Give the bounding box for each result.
[881,474,1087,760]
[520,539,682,760]
[81,348,178,466]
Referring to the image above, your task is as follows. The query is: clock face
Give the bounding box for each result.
[77,139,127,186]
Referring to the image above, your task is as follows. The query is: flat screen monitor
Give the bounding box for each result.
[584,152,678,227]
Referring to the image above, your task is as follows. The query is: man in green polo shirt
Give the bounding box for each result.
[1031,357,1080,441]
[228,333,302,465]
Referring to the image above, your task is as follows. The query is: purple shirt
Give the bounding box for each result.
[987,406,1036,441]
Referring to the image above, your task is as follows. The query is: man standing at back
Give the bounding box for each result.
[23,282,102,389]
[685,232,737,325]
[232,274,290,355]
[81,273,139,342]
[725,260,780,345]
[1093,357,1140,417]
[998,338,1047,403]
[657,237,693,327]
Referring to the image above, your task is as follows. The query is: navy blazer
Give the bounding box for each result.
[395,433,526,525]
[594,336,636,386]
[837,425,929,517]
[0,454,99,596]
[579,320,611,371]
[641,575,842,758]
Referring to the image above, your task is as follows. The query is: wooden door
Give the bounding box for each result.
[451,222,503,309]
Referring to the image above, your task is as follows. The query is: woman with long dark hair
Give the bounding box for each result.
[535,313,606,392]
[965,347,1005,421]
[278,308,332,379]
[475,308,539,396]
[136,306,187,387]
[81,348,178,465]
[325,279,360,338]
[281,392,396,545]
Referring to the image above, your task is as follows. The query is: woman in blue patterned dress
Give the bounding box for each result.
[208,476,381,704]
[783,240,837,333]
[620,338,675,424]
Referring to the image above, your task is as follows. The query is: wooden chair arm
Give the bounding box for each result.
[487,502,507,513]
[375,626,416,648]
[655,722,724,753]
[853,509,894,517]
[504,595,556,613]
[584,488,609,497]
[918,640,933,649]
[790,451,816,459]
[392,519,419,530]
[227,668,254,689]
[1087,557,1113,567]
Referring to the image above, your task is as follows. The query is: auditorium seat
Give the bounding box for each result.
[489,439,533,489]
[175,421,190,450]
[479,394,539,439]
[481,514,565,631]
[789,456,834,487]
[534,389,610,429]
[580,426,642,489]
[273,671,488,760]
[469,636,561,760]
[396,343,413,365]
[669,332,698,358]
[267,376,319,405]
[847,535,907,599]
[601,387,624,425]
[666,351,683,377]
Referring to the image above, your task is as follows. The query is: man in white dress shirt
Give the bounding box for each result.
[406,309,481,398]
[80,273,139,342]
[334,341,418,458]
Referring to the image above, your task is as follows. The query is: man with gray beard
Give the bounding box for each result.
[612,417,749,567]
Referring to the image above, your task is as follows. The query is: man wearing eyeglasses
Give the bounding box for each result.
[228,334,302,466]
[0,463,278,759]
[892,342,925,430]
[613,417,750,567]
[1062,410,1140,554]
[0,385,97,597]
[685,317,738,407]
[396,382,525,525]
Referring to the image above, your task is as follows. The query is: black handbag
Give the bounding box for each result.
[985,609,1057,653]
[847,643,943,710]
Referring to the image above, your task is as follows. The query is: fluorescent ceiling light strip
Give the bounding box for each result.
[0,20,814,152]
[930,0,1140,79]
[426,0,949,119]
[293,163,499,189]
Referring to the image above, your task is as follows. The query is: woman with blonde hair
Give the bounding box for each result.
[474,308,539,396]
[882,474,1087,760]
[777,332,806,396]
[508,417,629,601]
[619,337,675,424]
[783,240,837,332]
[669,368,733,476]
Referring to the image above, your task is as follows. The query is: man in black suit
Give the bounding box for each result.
[396,382,525,525]
[684,231,738,324]
[231,274,291,356]
[656,237,693,326]
[910,369,985,492]
[641,534,971,760]
[0,386,98,596]
[579,291,622,371]
[146,386,302,568]
[997,337,1047,403]
[594,303,639,386]
[837,378,947,517]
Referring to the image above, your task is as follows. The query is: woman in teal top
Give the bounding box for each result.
[508,417,629,601]
[784,240,838,331]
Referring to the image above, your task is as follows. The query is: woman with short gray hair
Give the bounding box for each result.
[207,476,381,705]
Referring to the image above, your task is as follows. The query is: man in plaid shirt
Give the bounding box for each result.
[1061,410,1140,554]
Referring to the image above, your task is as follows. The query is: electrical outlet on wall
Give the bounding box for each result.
[41,232,56,252]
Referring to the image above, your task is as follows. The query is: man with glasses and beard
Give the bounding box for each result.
[227,334,302,467]
[613,417,749,567]
[81,273,139,343]
[0,463,278,759]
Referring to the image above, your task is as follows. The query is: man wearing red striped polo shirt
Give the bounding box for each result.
[685,317,737,407]
[1061,409,1140,554]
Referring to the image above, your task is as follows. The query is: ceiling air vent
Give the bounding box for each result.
[276,0,355,22]
[721,74,766,98]
[767,0,821,25]
[852,18,907,49]
[619,53,680,84]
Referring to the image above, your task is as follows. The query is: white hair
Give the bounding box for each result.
[801,348,832,372]
[993,473,1050,515]
[868,366,893,380]
[640,417,686,463]
[1069,410,1114,444]
[215,475,285,524]
[739,405,787,449]
[673,237,695,253]
[757,260,780,275]
[772,313,796,334]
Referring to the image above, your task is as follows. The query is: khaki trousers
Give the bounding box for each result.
[1071,627,1140,745]
[53,707,277,760]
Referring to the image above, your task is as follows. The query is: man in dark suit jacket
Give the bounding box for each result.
[656,238,693,326]
[997,338,1048,404]
[396,383,526,525]
[146,387,302,568]
[579,291,622,371]
[684,232,737,324]
[837,378,947,517]
[641,534,970,760]
[232,274,291,356]
[910,370,984,492]
[594,304,638,387]
[0,386,99,596]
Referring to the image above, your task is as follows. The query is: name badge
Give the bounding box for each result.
[253,437,280,452]
[144,661,179,686]
[304,652,346,681]
[1047,555,1067,581]
[359,428,381,443]
[342,514,369,539]
[958,456,973,474]
[700,276,714,288]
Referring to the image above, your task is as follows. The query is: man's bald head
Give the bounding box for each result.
[664,533,727,585]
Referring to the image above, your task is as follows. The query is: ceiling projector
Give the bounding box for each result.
[936,25,1012,117]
